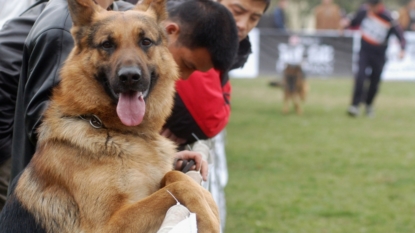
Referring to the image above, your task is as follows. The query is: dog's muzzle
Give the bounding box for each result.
[117,66,142,89]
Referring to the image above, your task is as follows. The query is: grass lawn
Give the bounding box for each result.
[225,77,415,233]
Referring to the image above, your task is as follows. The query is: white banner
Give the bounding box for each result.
[229,28,260,79]
[382,32,415,81]
[231,29,415,81]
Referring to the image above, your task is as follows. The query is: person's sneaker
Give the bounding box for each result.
[347,105,359,117]
[366,105,375,118]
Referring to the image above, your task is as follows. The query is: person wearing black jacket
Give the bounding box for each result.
[0,0,50,211]
[341,0,406,117]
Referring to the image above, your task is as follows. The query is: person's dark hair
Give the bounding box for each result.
[167,0,239,72]
[262,0,271,12]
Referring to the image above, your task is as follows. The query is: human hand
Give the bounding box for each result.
[160,128,186,145]
[174,150,208,181]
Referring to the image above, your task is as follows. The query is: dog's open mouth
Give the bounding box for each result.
[116,91,146,126]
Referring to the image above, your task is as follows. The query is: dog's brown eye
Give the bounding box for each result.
[101,41,114,50]
[141,38,152,47]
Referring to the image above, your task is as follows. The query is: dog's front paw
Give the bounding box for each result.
[161,173,220,233]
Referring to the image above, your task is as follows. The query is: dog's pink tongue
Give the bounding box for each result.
[116,92,145,126]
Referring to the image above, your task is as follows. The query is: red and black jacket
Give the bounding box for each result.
[164,38,251,146]
[164,69,230,144]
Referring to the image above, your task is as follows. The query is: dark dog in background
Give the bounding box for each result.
[282,64,308,115]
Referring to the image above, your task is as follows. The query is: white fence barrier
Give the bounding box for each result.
[231,29,415,81]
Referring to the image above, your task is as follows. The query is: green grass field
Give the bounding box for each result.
[225,77,415,233]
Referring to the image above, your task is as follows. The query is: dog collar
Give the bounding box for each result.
[79,114,104,129]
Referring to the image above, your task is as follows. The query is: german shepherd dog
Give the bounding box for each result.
[282,64,308,115]
[0,0,219,232]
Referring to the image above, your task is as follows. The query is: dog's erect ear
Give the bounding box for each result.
[68,0,104,26]
[134,0,168,23]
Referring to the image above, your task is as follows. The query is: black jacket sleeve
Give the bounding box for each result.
[349,6,367,28]
[164,93,206,146]
[0,1,48,166]
[25,28,74,145]
[391,20,406,50]
[11,0,74,180]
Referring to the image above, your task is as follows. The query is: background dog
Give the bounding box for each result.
[0,0,219,232]
[282,64,308,115]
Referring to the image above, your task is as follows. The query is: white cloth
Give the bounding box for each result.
[0,0,36,29]
[168,213,197,233]
[157,204,197,233]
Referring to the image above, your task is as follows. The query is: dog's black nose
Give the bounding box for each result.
[118,67,141,86]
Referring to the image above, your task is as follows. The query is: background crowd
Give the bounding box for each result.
[257,0,415,32]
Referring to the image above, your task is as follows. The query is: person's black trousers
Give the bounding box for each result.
[351,50,386,107]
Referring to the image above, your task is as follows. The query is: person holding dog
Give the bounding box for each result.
[341,0,406,117]
[0,0,50,211]
[161,0,270,231]
[1,0,238,209]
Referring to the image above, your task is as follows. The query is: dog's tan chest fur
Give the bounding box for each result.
[16,145,175,232]
[15,112,176,232]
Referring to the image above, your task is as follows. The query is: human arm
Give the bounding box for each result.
[0,1,48,165]
[340,6,367,30]
[349,7,367,28]
[161,128,187,145]
[391,21,407,58]
[23,27,74,147]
